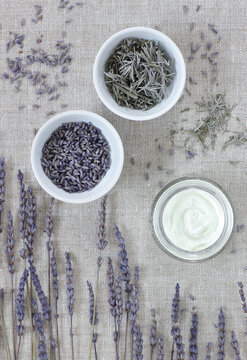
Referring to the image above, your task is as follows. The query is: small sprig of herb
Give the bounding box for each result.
[171,283,185,360]
[189,312,198,360]
[238,282,247,313]
[87,281,99,360]
[223,129,247,150]
[0,157,6,234]
[217,309,226,360]
[17,170,28,259]
[65,252,74,360]
[105,38,175,110]
[50,248,60,360]
[230,331,241,360]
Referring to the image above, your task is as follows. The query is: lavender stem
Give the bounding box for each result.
[65,252,74,360]
[1,289,12,360]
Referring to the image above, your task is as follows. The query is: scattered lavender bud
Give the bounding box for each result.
[200,31,205,41]
[206,42,212,50]
[236,224,245,233]
[32,104,40,109]
[67,5,74,10]
[230,331,241,360]
[211,52,219,57]
[186,150,196,159]
[18,105,25,111]
[182,5,189,14]
[188,56,195,62]
[166,169,174,175]
[145,172,149,181]
[6,210,16,274]
[21,18,26,26]
[146,161,151,169]
[190,22,195,31]
[210,27,218,34]
[65,19,72,24]
[97,195,107,251]
[196,5,201,12]
[47,111,57,117]
[201,70,208,78]
[157,165,163,171]
[191,42,201,53]
[238,282,247,313]
[76,2,84,5]
[60,104,68,108]
[217,308,225,360]
[0,158,6,234]
[158,181,164,188]
[189,312,198,360]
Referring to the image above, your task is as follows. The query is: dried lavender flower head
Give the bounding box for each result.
[6,210,16,274]
[87,281,98,326]
[46,197,55,238]
[97,195,107,250]
[114,224,131,292]
[0,157,6,233]
[65,252,74,317]
[15,268,29,337]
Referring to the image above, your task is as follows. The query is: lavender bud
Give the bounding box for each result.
[50,248,58,302]
[130,267,140,335]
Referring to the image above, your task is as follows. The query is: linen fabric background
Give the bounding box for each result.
[0,0,247,358]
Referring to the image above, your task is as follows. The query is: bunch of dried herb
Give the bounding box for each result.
[105,38,175,110]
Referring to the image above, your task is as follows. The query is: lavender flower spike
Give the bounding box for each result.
[217,308,225,360]
[17,170,28,259]
[26,186,37,264]
[6,210,16,275]
[189,312,198,360]
[157,336,164,360]
[130,267,140,336]
[0,157,6,234]
[51,247,61,360]
[33,311,48,360]
[205,342,212,360]
[237,282,247,313]
[97,195,107,250]
[46,197,55,307]
[15,269,29,358]
[65,252,74,360]
[171,283,185,360]
[150,308,157,359]
[133,324,143,360]
[115,275,123,333]
[87,281,99,326]
[230,331,241,360]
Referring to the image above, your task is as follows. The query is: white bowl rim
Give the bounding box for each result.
[93,26,186,121]
[31,110,124,203]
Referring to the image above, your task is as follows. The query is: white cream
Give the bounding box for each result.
[162,188,224,251]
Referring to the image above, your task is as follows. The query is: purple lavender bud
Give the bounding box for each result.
[6,210,16,274]
[205,342,212,360]
[87,281,98,326]
[189,312,198,360]
[65,252,74,317]
[150,308,157,351]
[133,324,143,360]
[217,308,225,360]
[29,263,51,321]
[230,331,241,360]
[97,195,107,250]
[0,157,6,234]
[15,269,29,337]
[237,282,247,313]
[157,336,164,360]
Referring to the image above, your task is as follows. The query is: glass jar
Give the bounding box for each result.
[150,177,235,262]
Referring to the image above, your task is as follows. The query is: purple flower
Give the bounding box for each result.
[238,282,247,313]
[150,308,157,355]
[96,195,107,251]
[0,157,6,234]
[15,269,29,337]
[17,170,28,244]
[6,210,16,274]
[65,252,74,317]
[171,283,185,360]
[26,187,37,264]
[46,197,55,251]
[130,267,140,336]
[230,331,241,360]
[50,248,58,303]
[189,312,198,360]
[205,342,212,360]
[133,324,143,360]
[87,281,98,326]
[115,274,123,332]
[157,336,164,360]
[33,311,48,360]
[217,308,225,360]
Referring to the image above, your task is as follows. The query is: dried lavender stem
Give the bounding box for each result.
[124,305,129,360]
[11,276,17,360]
[93,342,98,360]
[1,290,12,360]
[70,314,74,360]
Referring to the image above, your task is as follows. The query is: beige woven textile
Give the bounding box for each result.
[0,0,247,358]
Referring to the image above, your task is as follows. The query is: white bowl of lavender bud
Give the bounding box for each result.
[93,27,186,121]
[31,110,124,203]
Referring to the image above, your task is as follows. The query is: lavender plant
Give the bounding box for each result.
[65,252,74,360]
[130,266,140,358]
[217,308,225,360]
[150,308,157,360]
[205,342,212,360]
[189,312,198,360]
[133,323,143,360]
[17,170,28,259]
[50,247,60,360]
[171,283,185,360]
[230,331,241,360]
[15,269,29,359]
[237,282,247,313]
[114,224,132,360]
[33,309,48,360]
[26,187,37,264]
[0,157,6,234]
[6,210,16,360]
[87,281,98,360]
[46,197,55,307]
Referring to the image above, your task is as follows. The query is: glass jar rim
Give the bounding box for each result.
[150,177,235,262]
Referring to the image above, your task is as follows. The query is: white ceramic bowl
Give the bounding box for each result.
[31,110,124,203]
[93,27,186,121]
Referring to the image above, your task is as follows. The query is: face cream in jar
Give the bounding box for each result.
[151,178,234,261]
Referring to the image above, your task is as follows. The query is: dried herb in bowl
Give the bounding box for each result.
[104,38,175,110]
[41,122,111,193]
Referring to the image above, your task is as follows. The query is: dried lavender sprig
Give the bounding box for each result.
[29,263,56,360]
[26,187,37,264]
[51,248,60,360]
[46,197,55,307]
[157,335,164,360]
[65,252,74,360]
[237,282,247,312]
[97,195,107,250]
[87,281,99,360]
[107,258,119,359]
[15,269,29,359]
[0,157,6,234]
[33,310,48,360]
[133,324,143,360]
[6,210,17,360]
[17,170,28,258]
[217,308,225,360]
[130,266,140,337]
[171,283,185,360]
[114,225,132,360]
[1,289,12,360]
[205,342,212,360]
[150,308,157,360]
[230,331,241,360]
[189,312,198,360]
[115,274,123,336]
